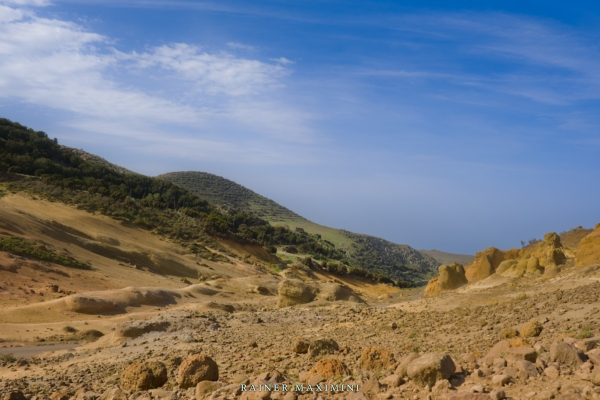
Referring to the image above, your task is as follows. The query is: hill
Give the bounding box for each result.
[62,147,140,176]
[0,117,404,286]
[420,249,475,265]
[159,171,441,283]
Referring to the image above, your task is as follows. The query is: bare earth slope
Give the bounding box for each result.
[1,245,600,400]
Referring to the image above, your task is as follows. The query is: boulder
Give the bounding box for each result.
[549,341,587,367]
[482,341,510,367]
[195,381,223,400]
[316,283,363,303]
[177,354,219,389]
[277,280,318,308]
[424,263,468,296]
[277,280,362,307]
[406,353,456,388]
[357,347,396,371]
[395,352,419,378]
[292,337,310,354]
[307,338,339,358]
[505,347,537,363]
[520,321,543,338]
[120,361,167,392]
[576,223,600,266]
[307,358,351,379]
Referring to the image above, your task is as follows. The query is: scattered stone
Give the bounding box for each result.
[520,321,543,338]
[98,387,128,400]
[491,374,510,387]
[380,374,402,388]
[292,337,310,354]
[357,346,395,370]
[499,328,519,340]
[432,379,451,396]
[514,360,540,379]
[307,357,350,379]
[576,336,600,352]
[544,366,560,379]
[591,368,600,386]
[440,393,490,399]
[488,390,506,400]
[307,338,339,358]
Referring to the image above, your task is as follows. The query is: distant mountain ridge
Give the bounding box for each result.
[420,249,475,266]
[159,171,444,283]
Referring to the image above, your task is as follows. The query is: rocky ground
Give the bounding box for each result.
[0,262,599,400]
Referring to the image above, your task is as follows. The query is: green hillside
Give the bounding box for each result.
[1,118,401,285]
[159,171,442,283]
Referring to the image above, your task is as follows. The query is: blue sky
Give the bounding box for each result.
[1,0,599,254]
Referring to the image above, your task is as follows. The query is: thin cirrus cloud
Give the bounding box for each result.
[129,43,288,97]
[384,13,600,103]
[0,2,317,162]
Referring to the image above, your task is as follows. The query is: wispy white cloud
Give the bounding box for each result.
[0,0,50,6]
[0,2,318,163]
[129,43,287,96]
[226,41,256,51]
[271,57,294,65]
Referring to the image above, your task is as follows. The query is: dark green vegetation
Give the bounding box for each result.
[160,172,442,283]
[0,235,91,270]
[342,232,439,284]
[0,118,401,284]
[159,171,303,222]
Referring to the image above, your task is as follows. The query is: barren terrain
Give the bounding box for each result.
[1,195,600,400]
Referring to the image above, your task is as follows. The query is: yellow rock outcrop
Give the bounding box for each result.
[424,263,468,297]
[464,247,519,282]
[575,223,600,267]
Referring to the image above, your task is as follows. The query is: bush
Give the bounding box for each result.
[0,236,91,270]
